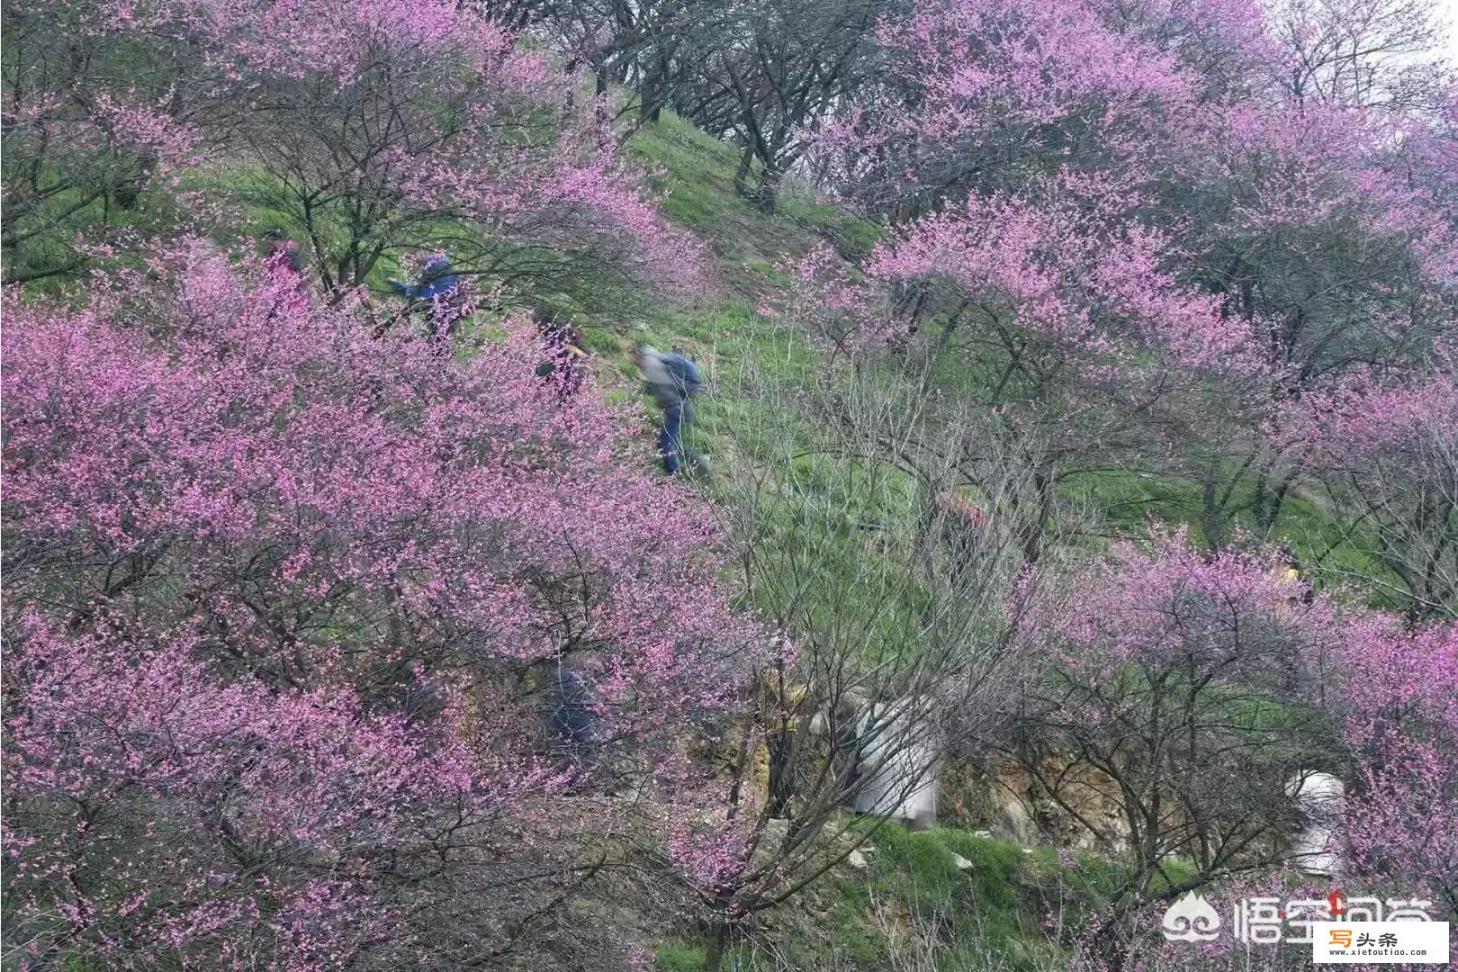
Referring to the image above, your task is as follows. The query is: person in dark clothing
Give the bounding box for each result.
[387,254,464,340]
[937,492,989,579]
[634,343,705,475]
[531,305,587,400]
[540,666,600,786]
[545,668,597,747]
[262,228,304,276]
[260,229,307,317]
[388,254,458,301]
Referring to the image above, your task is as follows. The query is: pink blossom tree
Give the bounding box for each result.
[1335,620,1458,913]
[796,0,1458,547]
[206,0,702,300]
[1010,528,1457,961]
[1012,532,1337,880]
[1,0,212,283]
[1295,350,1458,619]
[2,0,700,304]
[1003,529,1356,964]
[1,244,758,969]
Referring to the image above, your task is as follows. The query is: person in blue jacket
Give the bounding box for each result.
[387,254,462,338]
[540,666,600,786]
[634,344,705,474]
[388,253,458,301]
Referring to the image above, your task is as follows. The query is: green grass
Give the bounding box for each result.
[655,940,710,972]
[1065,462,1393,605]
[814,825,1062,971]
[647,821,1224,971]
[628,111,880,296]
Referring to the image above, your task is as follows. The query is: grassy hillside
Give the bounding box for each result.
[144,106,1382,972]
[204,99,1385,595]
[574,113,1353,971]
[607,111,1379,574]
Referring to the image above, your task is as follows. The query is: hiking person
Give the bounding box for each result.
[387,253,464,340]
[261,228,304,277]
[387,253,458,302]
[540,666,601,786]
[260,228,307,314]
[634,343,705,475]
[937,491,989,578]
[531,305,587,400]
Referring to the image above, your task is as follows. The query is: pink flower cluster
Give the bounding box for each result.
[797,0,1457,436]
[4,0,703,293]
[1,248,759,966]
[1030,528,1458,908]
[1338,621,1458,906]
[868,188,1253,372]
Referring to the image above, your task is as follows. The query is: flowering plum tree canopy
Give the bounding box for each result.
[1,246,758,968]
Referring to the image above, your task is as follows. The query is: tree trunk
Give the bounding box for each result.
[1019,466,1055,565]
[733,149,754,202]
[1200,461,1229,550]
